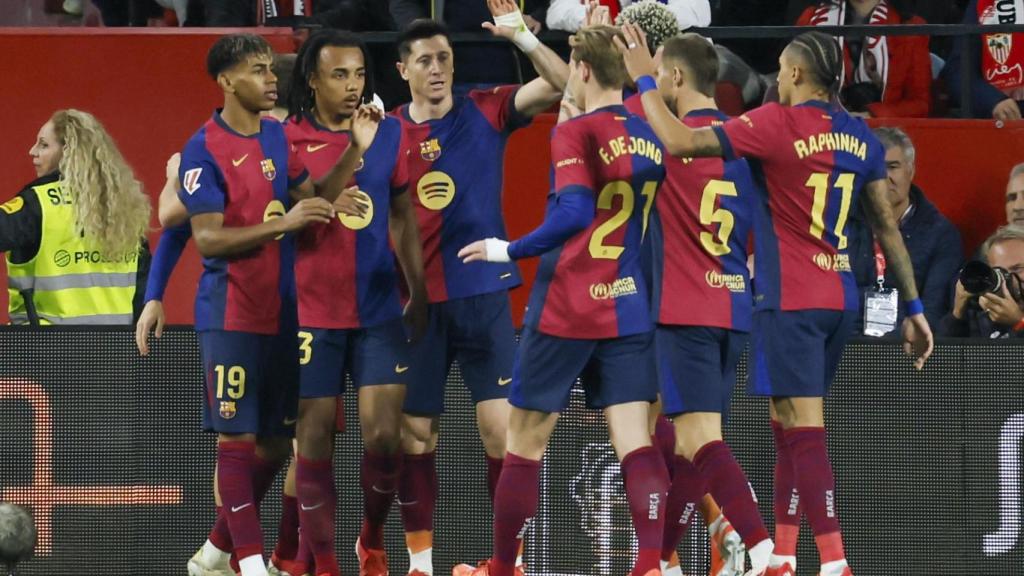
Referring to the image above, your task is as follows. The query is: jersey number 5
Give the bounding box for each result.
[699,180,739,256]
[807,172,855,249]
[589,180,658,260]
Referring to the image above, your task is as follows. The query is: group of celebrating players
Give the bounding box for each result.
[134,0,935,575]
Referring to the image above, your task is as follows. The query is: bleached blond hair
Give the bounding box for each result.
[52,110,151,255]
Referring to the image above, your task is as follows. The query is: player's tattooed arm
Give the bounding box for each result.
[861,178,919,302]
[485,0,569,95]
[389,190,428,341]
[190,198,334,258]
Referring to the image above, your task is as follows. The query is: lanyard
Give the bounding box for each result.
[873,240,886,289]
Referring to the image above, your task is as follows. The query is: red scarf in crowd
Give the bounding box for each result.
[978,0,1024,98]
[809,0,895,98]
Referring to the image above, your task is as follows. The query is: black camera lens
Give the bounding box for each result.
[960,260,1004,295]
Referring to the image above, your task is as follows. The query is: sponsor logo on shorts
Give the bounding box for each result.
[497,377,512,386]
[705,270,746,293]
[219,400,236,420]
[395,364,409,374]
[812,252,851,273]
[283,417,298,426]
[589,276,638,300]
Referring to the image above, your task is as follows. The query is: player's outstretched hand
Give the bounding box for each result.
[584,0,611,27]
[351,104,384,152]
[901,313,934,370]
[166,152,181,182]
[458,238,511,263]
[482,0,522,40]
[614,22,656,81]
[403,293,428,344]
[334,186,370,218]
[282,197,335,231]
[136,300,165,356]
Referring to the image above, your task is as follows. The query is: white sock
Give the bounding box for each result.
[746,539,774,570]
[515,553,524,567]
[708,514,726,537]
[768,554,797,569]
[201,539,230,567]
[238,554,269,576]
[663,563,683,576]
[409,547,433,575]
[819,558,849,576]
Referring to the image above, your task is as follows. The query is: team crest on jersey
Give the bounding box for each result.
[420,138,442,161]
[183,168,203,195]
[260,158,277,181]
[219,401,237,420]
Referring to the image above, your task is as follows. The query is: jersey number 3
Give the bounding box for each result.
[589,180,658,260]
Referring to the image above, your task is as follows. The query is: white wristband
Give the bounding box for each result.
[494,10,540,53]
[484,238,511,263]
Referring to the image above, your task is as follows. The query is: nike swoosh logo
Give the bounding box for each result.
[498,377,512,386]
[500,273,512,279]
[371,485,395,495]
[230,503,253,513]
[397,499,419,506]
[395,364,409,374]
[283,417,298,425]
[300,502,324,511]
[231,154,249,167]
[307,143,329,153]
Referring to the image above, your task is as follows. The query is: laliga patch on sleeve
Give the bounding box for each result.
[0,196,24,215]
[183,168,203,195]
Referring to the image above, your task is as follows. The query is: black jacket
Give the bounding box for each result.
[847,185,964,335]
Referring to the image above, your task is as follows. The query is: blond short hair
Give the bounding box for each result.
[569,25,629,90]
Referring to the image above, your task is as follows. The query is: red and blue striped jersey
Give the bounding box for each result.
[524,105,666,339]
[394,86,531,303]
[626,97,757,331]
[178,112,308,334]
[286,114,409,329]
[713,101,886,311]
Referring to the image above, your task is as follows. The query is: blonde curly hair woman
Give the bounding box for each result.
[3,109,154,325]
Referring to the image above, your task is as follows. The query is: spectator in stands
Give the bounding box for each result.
[795,0,932,117]
[0,503,35,575]
[945,0,1024,120]
[1,110,154,325]
[91,0,168,26]
[548,0,709,32]
[941,225,1024,337]
[1007,162,1024,226]
[848,127,962,334]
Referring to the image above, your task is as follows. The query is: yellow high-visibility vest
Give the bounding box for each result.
[6,181,140,325]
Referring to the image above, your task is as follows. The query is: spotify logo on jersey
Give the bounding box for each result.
[339,191,374,231]
[417,171,455,211]
[264,200,286,240]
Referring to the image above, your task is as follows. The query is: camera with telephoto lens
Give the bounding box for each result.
[959,260,1015,295]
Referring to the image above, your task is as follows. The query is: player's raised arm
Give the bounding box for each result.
[483,0,566,117]
[861,177,934,368]
[291,104,383,205]
[616,23,722,158]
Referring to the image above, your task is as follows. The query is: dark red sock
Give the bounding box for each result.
[218,441,263,560]
[399,452,437,534]
[208,506,232,552]
[296,528,313,567]
[784,427,845,562]
[296,455,338,575]
[652,415,677,479]
[693,441,769,549]
[487,455,504,501]
[620,446,670,576]
[274,494,300,560]
[492,453,541,576]
[772,421,801,557]
[661,455,707,561]
[359,450,401,549]
[251,455,280,508]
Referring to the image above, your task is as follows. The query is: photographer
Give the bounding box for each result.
[0,503,35,576]
[941,225,1024,338]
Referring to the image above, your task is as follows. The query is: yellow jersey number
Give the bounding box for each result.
[298,331,313,365]
[214,365,246,400]
[698,180,739,256]
[807,172,855,249]
[588,180,658,260]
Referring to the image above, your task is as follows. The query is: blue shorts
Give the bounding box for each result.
[749,309,856,398]
[510,327,657,413]
[297,319,410,399]
[656,325,747,418]
[199,329,299,437]
[404,291,516,415]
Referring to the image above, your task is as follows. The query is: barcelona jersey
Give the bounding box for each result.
[712,101,886,312]
[524,105,666,339]
[394,86,531,303]
[178,112,308,334]
[286,114,409,329]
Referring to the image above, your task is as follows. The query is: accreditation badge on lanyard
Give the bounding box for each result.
[864,241,899,336]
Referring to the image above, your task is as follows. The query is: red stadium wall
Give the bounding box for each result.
[1,30,1022,325]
